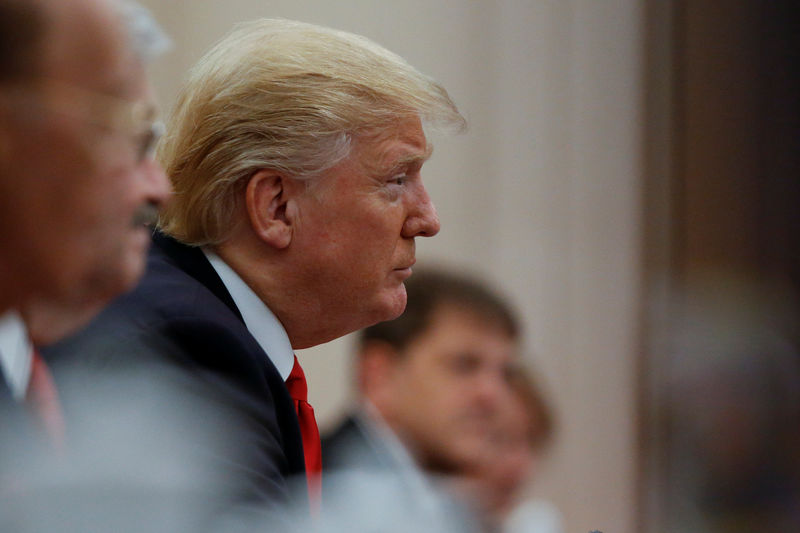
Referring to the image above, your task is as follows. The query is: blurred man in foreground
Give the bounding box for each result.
[0,0,169,322]
[0,0,169,438]
[46,18,465,518]
[0,2,173,530]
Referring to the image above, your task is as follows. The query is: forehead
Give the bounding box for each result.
[356,116,432,173]
[409,304,517,359]
[41,0,141,97]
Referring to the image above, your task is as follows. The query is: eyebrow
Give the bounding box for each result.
[383,143,434,174]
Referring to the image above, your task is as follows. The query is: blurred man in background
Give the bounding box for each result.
[322,268,522,530]
[477,365,562,533]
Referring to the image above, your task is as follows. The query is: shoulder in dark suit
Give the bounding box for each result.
[323,413,398,473]
[0,374,31,452]
[43,232,307,510]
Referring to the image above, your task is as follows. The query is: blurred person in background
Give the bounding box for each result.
[322,268,521,531]
[662,283,800,533]
[476,365,562,533]
[0,0,169,444]
[44,17,465,523]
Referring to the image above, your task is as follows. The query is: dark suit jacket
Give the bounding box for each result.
[0,375,14,410]
[0,370,51,492]
[0,367,43,446]
[44,232,307,511]
[0,374,30,446]
[322,413,399,473]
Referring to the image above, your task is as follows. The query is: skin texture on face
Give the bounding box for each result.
[368,304,517,474]
[228,115,440,349]
[0,0,170,334]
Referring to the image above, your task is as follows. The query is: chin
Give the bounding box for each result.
[24,287,121,346]
[84,252,146,307]
[381,285,409,320]
[384,304,406,322]
[118,236,151,287]
[354,286,408,330]
[372,303,405,327]
[122,255,147,290]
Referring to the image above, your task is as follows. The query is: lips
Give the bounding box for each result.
[393,266,414,282]
[395,257,416,271]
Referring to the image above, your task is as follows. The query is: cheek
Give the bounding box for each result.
[73,175,145,271]
[310,196,405,270]
[70,230,146,304]
[394,370,437,414]
[426,386,471,426]
[357,205,405,247]
[94,171,145,229]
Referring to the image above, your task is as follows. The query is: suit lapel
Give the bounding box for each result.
[0,372,14,405]
[150,231,244,323]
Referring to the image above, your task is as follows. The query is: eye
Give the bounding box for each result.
[389,173,407,186]
[137,121,165,163]
[449,352,481,375]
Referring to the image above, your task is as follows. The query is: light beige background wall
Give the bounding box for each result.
[138,2,643,532]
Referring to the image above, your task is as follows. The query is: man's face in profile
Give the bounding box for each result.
[0,0,169,335]
[283,116,439,345]
[374,304,516,473]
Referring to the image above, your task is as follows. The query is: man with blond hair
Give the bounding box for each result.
[48,18,465,514]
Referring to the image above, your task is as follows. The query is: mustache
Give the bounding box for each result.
[131,201,161,228]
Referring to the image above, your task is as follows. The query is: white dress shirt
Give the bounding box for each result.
[0,310,33,401]
[202,249,294,380]
[357,401,464,519]
[322,403,480,533]
[505,499,565,533]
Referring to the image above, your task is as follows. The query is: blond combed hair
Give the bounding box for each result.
[157,18,465,246]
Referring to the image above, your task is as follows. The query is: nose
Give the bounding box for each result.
[401,183,441,238]
[474,370,509,410]
[142,158,172,206]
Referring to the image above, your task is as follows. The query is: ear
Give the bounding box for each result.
[357,341,401,401]
[245,170,293,249]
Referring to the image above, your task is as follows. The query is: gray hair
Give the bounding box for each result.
[114,0,170,63]
[0,0,168,83]
[157,18,465,247]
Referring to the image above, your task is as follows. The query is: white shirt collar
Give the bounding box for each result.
[0,310,33,401]
[357,400,449,513]
[202,249,294,380]
[358,400,419,472]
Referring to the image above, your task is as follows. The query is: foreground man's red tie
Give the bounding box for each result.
[26,348,65,451]
[285,356,322,511]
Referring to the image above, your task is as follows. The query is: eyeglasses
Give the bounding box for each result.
[1,79,164,164]
[137,120,165,162]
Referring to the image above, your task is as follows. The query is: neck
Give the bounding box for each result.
[213,236,322,349]
[215,229,368,349]
[0,262,27,316]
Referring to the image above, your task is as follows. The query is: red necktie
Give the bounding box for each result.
[25,348,65,451]
[285,356,322,510]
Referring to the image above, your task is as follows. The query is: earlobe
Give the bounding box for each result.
[245,170,293,249]
[358,341,399,395]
